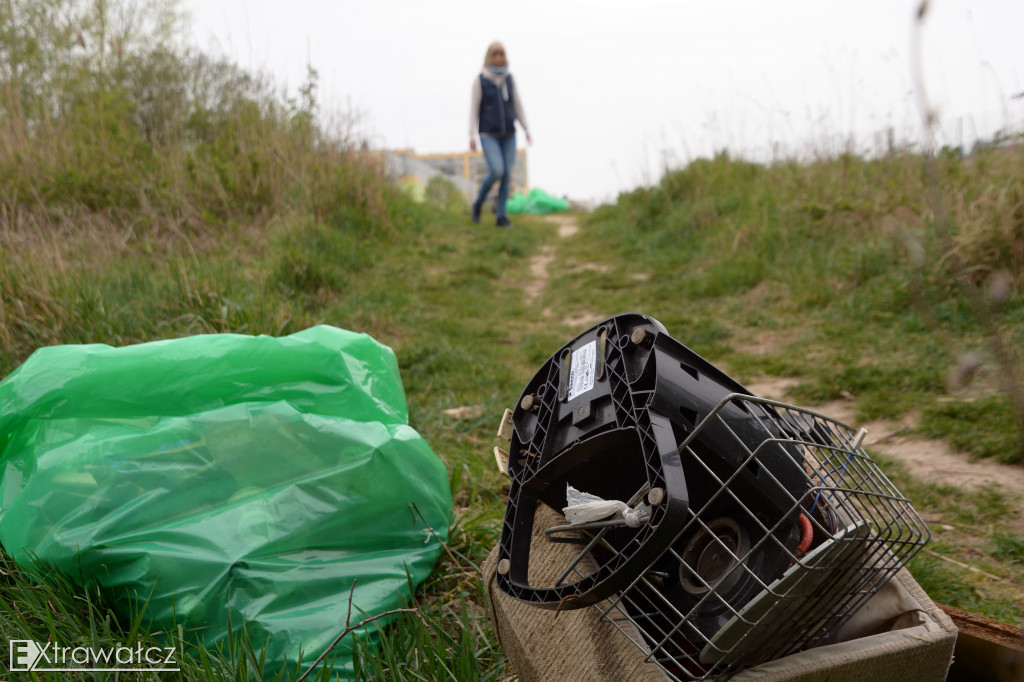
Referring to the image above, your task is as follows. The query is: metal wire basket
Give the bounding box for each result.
[495,313,930,681]
[589,395,930,680]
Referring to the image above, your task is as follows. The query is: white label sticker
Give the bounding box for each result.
[567,340,597,401]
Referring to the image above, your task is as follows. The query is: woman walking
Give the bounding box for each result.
[470,41,532,227]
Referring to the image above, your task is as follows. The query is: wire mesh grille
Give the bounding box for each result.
[562,394,930,681]
[495,314,930,680]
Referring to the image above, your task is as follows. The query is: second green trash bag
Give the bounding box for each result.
[506,188,571,215]
[0,325,453,676]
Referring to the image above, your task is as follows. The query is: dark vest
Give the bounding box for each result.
[478,74,516,135]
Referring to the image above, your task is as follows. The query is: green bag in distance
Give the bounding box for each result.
[507,188,571,214]
[0,325,453,676]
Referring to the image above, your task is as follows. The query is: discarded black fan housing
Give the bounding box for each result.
[495,313,807,615]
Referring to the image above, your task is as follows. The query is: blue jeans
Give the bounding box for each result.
[475,133,517,218]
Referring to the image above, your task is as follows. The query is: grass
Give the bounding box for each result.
[0,198,529,679]
[2,0,1024,679]
[883,463,1024,626]
[918,396,1023,463]
[568,150,1024,457]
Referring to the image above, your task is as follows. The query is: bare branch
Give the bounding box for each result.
[296,606,419,682]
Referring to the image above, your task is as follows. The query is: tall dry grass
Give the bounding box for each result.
[0,0,421,374]
[0,0,398,236]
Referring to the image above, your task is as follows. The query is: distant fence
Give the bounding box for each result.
[384,152,476,198]
[385,149,528,201]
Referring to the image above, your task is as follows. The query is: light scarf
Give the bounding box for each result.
[483,65,511,101]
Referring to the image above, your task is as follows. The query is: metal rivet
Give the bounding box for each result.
[497,559,510,575]
[520,394,535,411]
[630,328,647,345]
[648,487,665,506]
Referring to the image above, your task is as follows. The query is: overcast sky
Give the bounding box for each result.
[183,0,1024,203]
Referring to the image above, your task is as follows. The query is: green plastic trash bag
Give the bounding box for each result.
[507,188,571,215]
[0,325,453,676]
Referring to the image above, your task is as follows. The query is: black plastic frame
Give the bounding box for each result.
[495,313,806,608]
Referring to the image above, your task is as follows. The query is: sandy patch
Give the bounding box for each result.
[746,377,1024,497]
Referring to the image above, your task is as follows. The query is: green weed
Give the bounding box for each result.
[918,396,1023,463]
[991,532,1024,567]
[906,554,1024,626]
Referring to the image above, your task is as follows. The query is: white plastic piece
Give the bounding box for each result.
[494,446,509,476]
[852,427,868,451]
[562,484,652,528]
[496,408,514,440]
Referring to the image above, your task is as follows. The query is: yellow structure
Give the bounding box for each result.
[391,149,528,200]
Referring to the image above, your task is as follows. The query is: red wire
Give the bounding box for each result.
[796,513,814,556]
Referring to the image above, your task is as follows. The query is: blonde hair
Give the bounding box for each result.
[483,41,508,67]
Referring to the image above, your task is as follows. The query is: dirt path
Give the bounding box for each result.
[522,214,605,328]
[528,215,1024,504]
[525,215,577,306]
[746,377,1024,496]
